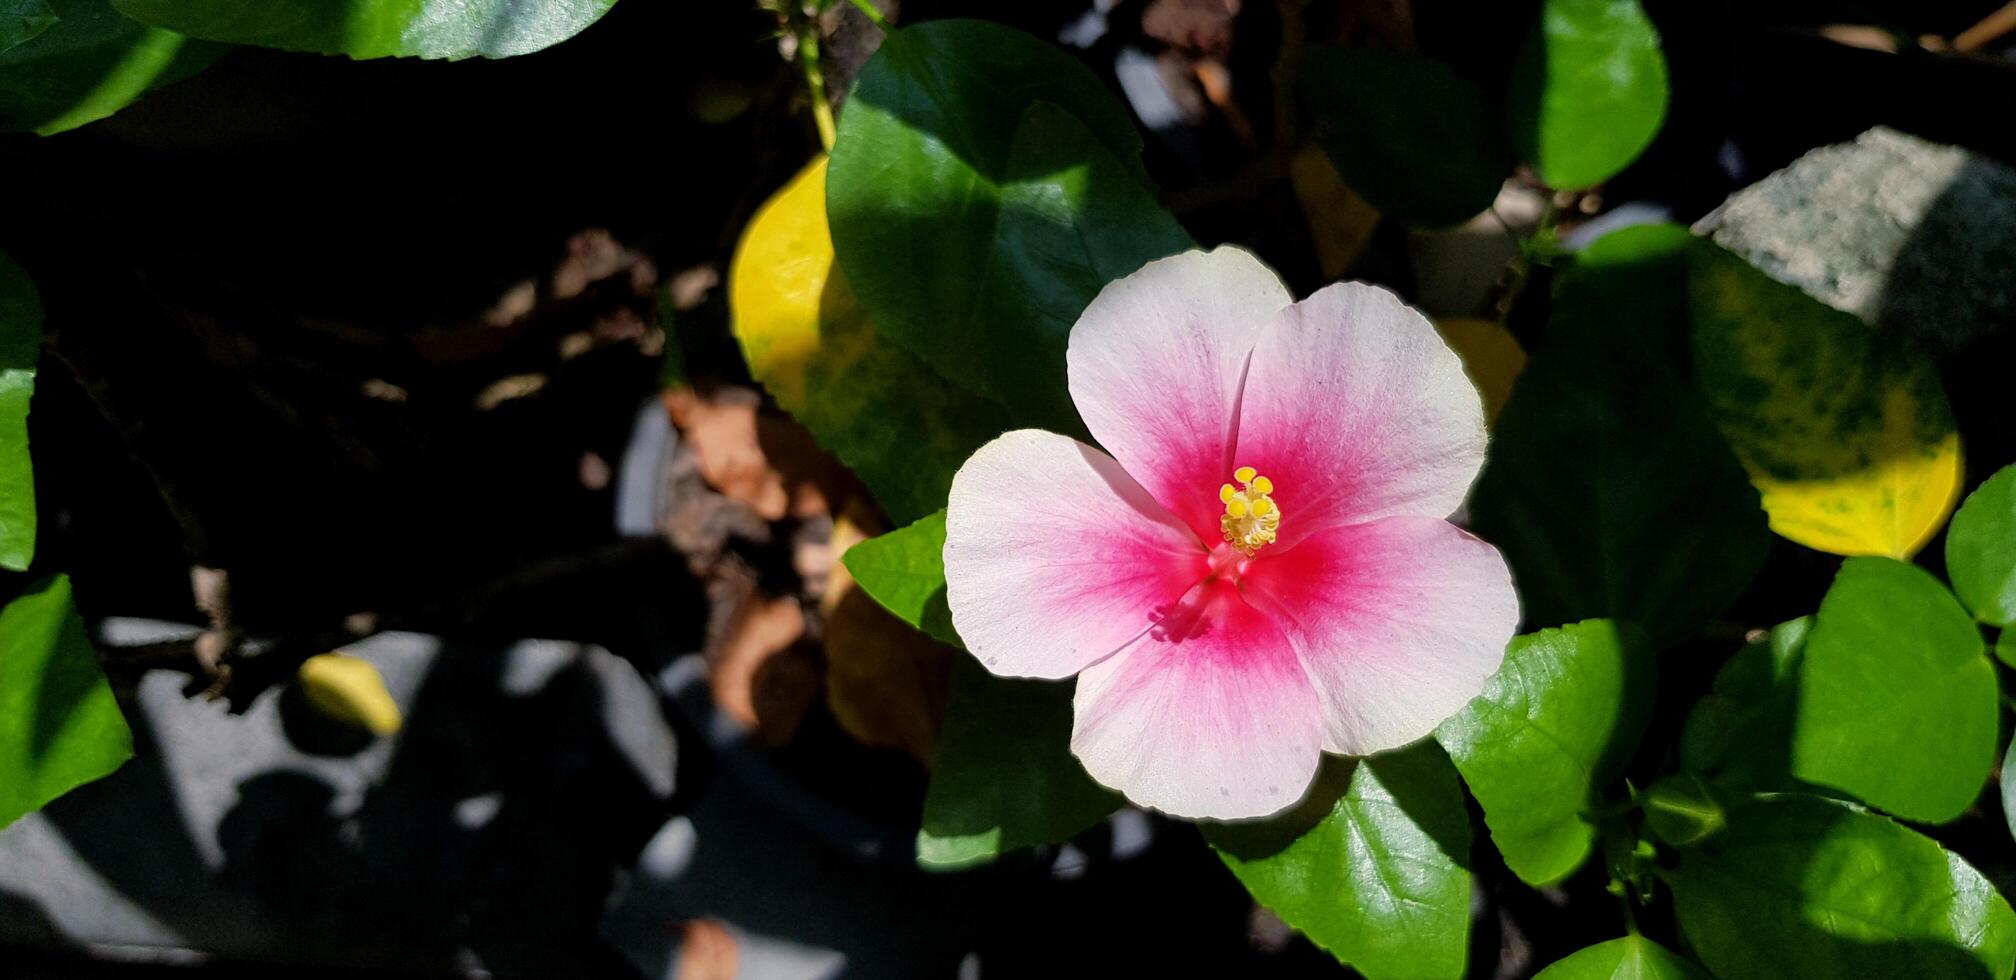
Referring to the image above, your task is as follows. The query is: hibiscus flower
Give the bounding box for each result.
[942,246,1519,820]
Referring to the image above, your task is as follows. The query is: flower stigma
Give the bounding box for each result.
[1219,466,1280,554]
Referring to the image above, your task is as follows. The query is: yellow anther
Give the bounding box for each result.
[1218,463,1282,554]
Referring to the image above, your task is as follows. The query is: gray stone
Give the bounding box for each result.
[1694,126,2016,353]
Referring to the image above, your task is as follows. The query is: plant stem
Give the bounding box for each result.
[843,0,888,28]
[799,30,837,150]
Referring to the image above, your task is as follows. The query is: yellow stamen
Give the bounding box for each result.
[1218,465,1281,553]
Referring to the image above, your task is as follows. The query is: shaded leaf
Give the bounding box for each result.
[823,508,954,765]
[1289,145,1381,278]
[1690,240,1962,558]
[1790,557,1995,824]
[1297,45,1510,227]
[729,155,1007,525]
[1507,0,1668,189]
[1670,793,2016,980]
[828,19,1191,435]
[0,0,220,135]
[1677,617,1810,793]
[1435,315,1526,424]
[1470,224,1768,646]
[0,0,57,54]
[112,0,614,60]
[1208,742,1472,980]
[1436,620,1650,886]
[916,660,1118,869]
[0,576,132,830]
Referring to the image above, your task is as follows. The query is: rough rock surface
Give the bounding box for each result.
[1694,127,2016,353]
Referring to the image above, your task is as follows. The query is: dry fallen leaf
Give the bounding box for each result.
[821,505,954,765]
[663,384,838,521]
[709,590,818,746]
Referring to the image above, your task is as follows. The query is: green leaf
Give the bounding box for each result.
[111,0,614,60]
[1947,463,2016,626]
[1670,793,2016,980]
[1690,239,1962,559]
[1507,0,1669,190]
[828,19,1191,435]
[1,576,133,830]
[1789,556,1995,824]
[2002,734,2016,847]
[1436,620,1650,886]
[0,253,40,571]
[1678,617,1811,793]
[729,156,1007,524]
[1470,224,1769,646]
[840,510,959,648]
[1533,935,1711,980]
[917,660,1119,869]
[1,0,58,54]
[1208,742,1472,980]
[0,0,221,135]
[1297,45,1510,227]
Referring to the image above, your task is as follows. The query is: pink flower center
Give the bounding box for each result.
[1218,465,1280,554]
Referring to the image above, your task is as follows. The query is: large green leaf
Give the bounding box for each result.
[0,253,39,571]
[1677,617,1811,793]
[729,156,1007,525]
[1,0,57,53]
[1470,224,1769,646]
[0,0,220,134]
[1670,794,2016,980]
[1507,0,1668,190]
[111,0,613,60]
[840,510,959,647]
[1208,742,1472,980]
[916,660,1118,869]
[1947,463,2016,626]
[1296,45,1510,227]
[828,19,1191,435]
[1435,620,1650,886]
[1533,935,1710,980]
[1,576,133,830]
[1789,556,1995,824]
[1690,240,1962,559]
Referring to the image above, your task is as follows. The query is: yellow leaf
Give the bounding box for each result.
[1435,316,1526,424]
[297,652,402,736]
[1290,147,1382,279]
[1690,242,1962,558]
[729,156,1006,524]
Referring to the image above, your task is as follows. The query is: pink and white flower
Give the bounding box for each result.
[942,247,1519,820]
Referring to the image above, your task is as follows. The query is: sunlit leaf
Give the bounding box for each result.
[1208,743,1471,980]
[1789,557,1994,824]
[730,156,1008,525]
[1508,0,1668,189]
[1534,935,1710,980]
[0,576,133,830]
[1946,462,2016,626]
[1670,793,2016,980]
[0,253,39,571]
[112,0,615,60]
[840,510,959,648]
[1436,620,1650,886]
[0,0,220,135]
[828,19,1191,435]
[1690,240,1962,559]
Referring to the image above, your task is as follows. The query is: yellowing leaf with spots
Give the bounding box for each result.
[298,653,402,736]
[1689,242,1961,558]
[729,156,1008,524]
[1436,316,1526,424]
